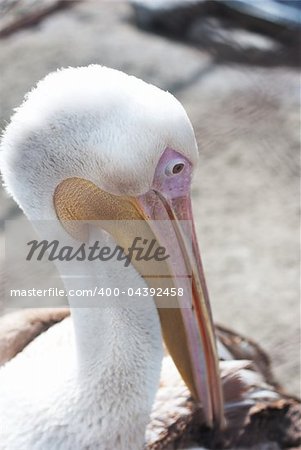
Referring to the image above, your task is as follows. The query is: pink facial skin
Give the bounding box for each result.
[152,148,193,200]
[139,148,194,224]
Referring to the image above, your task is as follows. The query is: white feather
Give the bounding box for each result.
[0,65,198,221]
[0,65,200,449]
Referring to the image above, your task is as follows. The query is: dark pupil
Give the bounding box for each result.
[172,163,184,174]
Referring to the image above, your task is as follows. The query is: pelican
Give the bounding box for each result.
[0,66,300,450]
[0,65,225,450]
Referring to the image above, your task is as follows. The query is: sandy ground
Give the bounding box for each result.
[0,2,299,395]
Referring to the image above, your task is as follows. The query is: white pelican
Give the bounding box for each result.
[1,66,300,450]
[0,65,224,450]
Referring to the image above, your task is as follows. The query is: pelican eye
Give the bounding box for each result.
[165,161,185,176]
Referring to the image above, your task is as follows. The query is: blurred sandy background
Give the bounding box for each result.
[0,1,300,395]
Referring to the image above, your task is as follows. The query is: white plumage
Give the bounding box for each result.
[0,66,299,450]
[0,65,198,220]
[0,65,199,450]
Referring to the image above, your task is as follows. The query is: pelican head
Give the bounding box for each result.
[0,65,224,428]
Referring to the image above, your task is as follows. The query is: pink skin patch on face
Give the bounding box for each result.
[151,148,193,201]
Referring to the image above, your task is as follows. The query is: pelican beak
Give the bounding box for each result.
[54,172,225,429]
[136,190,225,429]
